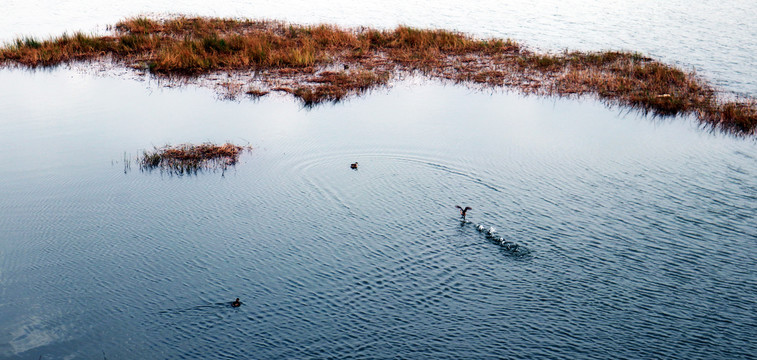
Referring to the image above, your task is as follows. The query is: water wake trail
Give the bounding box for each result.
[462,221,531,257]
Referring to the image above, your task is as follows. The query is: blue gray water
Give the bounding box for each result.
[1,1,757,359]
[1,68,755,359]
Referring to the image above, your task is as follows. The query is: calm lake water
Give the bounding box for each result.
[1,2,756,360]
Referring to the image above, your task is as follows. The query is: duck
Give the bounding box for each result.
[455,205,472,220]
[350,162,358,169]
[231,298,241,307]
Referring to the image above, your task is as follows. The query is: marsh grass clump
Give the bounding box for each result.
[707,100,757,133]
[140,142,251,175]
[18,37,42,49]
[284,69,391,105]
[1,16,755,135]
[557,57,714,116]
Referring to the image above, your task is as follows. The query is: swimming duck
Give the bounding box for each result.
[231,298,241,307]
[350,162,358,169]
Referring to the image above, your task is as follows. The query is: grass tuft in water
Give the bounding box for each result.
[139,142,251,175]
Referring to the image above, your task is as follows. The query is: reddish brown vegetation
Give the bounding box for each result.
[1,16,754,134]
[141,142,251,175]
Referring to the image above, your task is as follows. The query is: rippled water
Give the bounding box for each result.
[1,68,755,359]
[1,2,757,359]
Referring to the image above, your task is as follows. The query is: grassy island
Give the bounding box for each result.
[140,142,250,175]
[1,16,754,134]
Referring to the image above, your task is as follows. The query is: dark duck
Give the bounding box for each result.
[455,205,472,220]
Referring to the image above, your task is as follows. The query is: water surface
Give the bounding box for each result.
[1,1,757,359]
[0,68,755,359]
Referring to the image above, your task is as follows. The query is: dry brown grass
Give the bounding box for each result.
[556,56,713,115]
[140,142,251,175]
[276,69,391,105]
[1,16,755,135]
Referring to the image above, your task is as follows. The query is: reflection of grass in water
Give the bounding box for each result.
[1,16,754,134]
[139,142,251,176]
